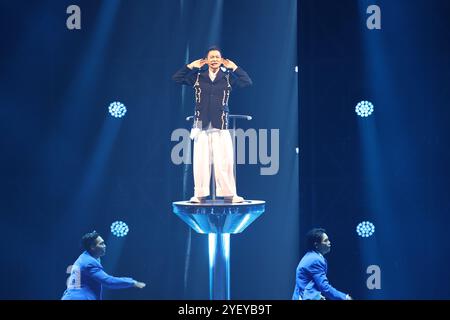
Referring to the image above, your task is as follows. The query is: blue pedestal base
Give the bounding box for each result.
[172,200,265,300]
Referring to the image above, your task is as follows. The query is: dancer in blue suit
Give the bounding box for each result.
[292,228,352,300]
[62,231,146,300]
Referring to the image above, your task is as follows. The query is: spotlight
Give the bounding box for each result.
[108,101,127,118]
[111,221,129,237]
[356,221,375,237]
[355,100,374,117]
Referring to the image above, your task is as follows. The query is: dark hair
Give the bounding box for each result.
[81,231,100,252]
[205,45,222,58]
[306,228,326,251]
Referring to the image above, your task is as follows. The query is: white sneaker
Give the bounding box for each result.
[190,196,205,203]
[225,195,245,203]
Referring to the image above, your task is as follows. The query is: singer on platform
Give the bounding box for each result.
[172,46,252,203]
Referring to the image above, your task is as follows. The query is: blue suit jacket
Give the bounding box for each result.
[61,251,136,300]
[292,250,347,300]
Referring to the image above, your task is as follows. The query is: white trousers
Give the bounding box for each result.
[193,129,237,197]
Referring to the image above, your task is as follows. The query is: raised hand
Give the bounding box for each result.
[134,281,146,289]
[187,59,207,69]
[222,58,238,71]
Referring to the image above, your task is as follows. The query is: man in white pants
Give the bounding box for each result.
[173,46,252,203]
[193,127,237,201]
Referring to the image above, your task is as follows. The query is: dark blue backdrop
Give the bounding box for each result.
[2,0,450,300]
[0,0,298,299]
[300,0,450,299]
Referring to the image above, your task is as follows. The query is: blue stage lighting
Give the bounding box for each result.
[108,101,127,118]
[355,100,374,117]
[356,221,375,237]
[110,221,129,237]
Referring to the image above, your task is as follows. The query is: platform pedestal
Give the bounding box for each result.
[172,199,265,300]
